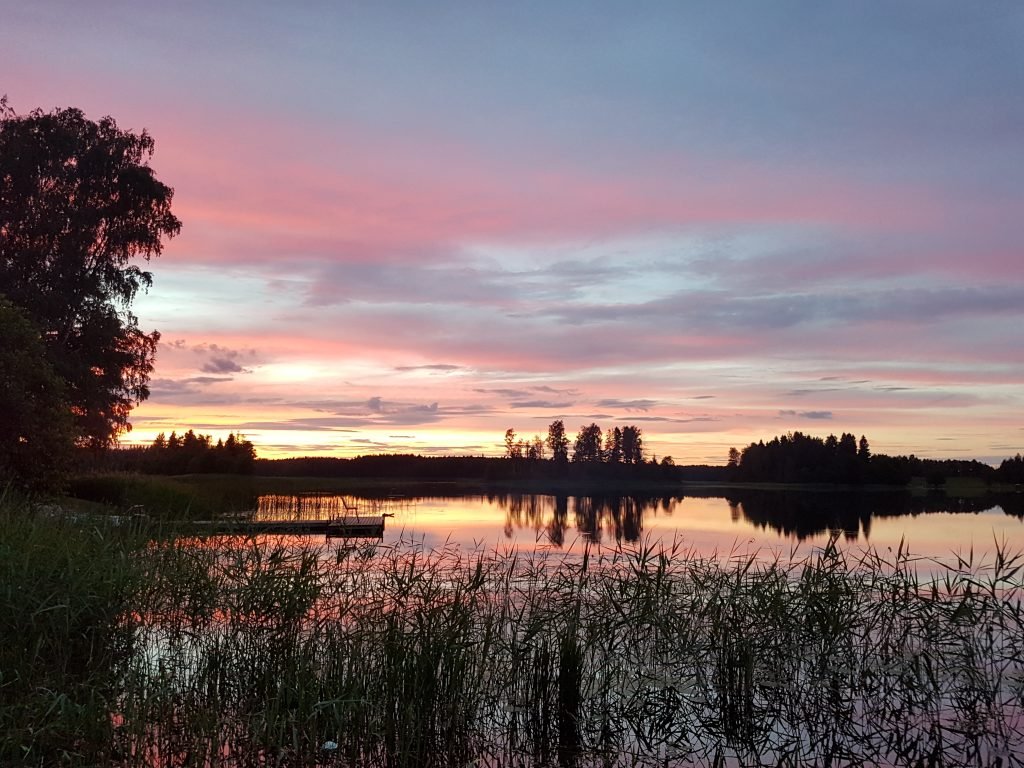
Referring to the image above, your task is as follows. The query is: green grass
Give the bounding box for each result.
[3,490,1024,766]
[0,493,145,765]
[121,537,1024,766]
[66,473,256,519]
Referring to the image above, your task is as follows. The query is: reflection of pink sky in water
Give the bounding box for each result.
[359,495,1024,566]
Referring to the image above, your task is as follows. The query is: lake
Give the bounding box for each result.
[254,488,1024,567]
[122,485,1024,766]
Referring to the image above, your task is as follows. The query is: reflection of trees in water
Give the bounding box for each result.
[491,490,1024,546]
[501,493,544,539]
[494,493,680,547]
[724,490,1024,541]
[574,495,648,543]
[550,495,568,547]
[572,494,653,545]
[725,491,872,541]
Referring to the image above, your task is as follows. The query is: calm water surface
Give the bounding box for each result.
[256,490,1024,565]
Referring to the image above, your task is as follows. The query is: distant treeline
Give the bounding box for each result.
[255,421,681,486]
[255,453,682,485]
[729,432,1020,485]
[257,455,510,480]
[998,454,1024,484]
[253,430,1022,489]
[503,421,656,465]
[100,431,257,475]
[92,424,1022,489]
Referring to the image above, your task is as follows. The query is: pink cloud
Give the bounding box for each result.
[12,58,994,285]
[10,52,1023,465]
[55,96,958,273]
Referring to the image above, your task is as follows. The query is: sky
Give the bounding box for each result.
[4,1,1023,464]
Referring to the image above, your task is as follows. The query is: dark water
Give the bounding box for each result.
[257,488,1024,564]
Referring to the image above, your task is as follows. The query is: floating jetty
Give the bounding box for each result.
[175,515,386,538]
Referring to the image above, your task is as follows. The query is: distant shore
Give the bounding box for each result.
[59,470,1019,523]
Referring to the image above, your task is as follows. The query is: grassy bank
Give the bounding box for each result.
[0,494,145,765]
[4,492,1024,766]
[66,473,258,519]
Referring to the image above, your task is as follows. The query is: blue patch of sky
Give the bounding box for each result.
[136,265,304,334]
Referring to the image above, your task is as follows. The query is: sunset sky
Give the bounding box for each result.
[5,2,1023,464]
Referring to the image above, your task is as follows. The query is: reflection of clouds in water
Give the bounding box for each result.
[250,492,1024,565]
[383,493,1024,564]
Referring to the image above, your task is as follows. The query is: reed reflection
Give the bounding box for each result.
[255,493,407,521]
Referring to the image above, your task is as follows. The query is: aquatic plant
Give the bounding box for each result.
[0,497,143,765]
[4,493,1023,766]
[117,535,1024,767]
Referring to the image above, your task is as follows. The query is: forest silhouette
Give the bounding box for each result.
[96,422,1022,491]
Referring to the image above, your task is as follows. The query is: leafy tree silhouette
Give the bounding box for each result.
[0,100,181,447]
[621,425,643,464]
[0,298,74,490]
[605,427,623,463]
[572,423,604,463]
[546,420,570,465]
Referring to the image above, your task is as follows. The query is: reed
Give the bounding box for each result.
[255,493,358,521]
[112,535,1024,767]
[4,492,1023,766]
[67,473,256,519]
[0,495,145,765]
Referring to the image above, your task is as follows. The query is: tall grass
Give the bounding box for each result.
[115,535,1024,767]
[67,473,256,519]
[4,487,1023,766]
[256,493,360,520]
[0,494,144,765]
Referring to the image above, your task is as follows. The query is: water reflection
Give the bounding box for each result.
[130,486,1024,768]
[251,489,1024,561]
[486,489,1022,548]
[496,493,654,546]
[725,488,1024,541]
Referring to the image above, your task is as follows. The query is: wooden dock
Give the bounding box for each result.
[175,515,386,538]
